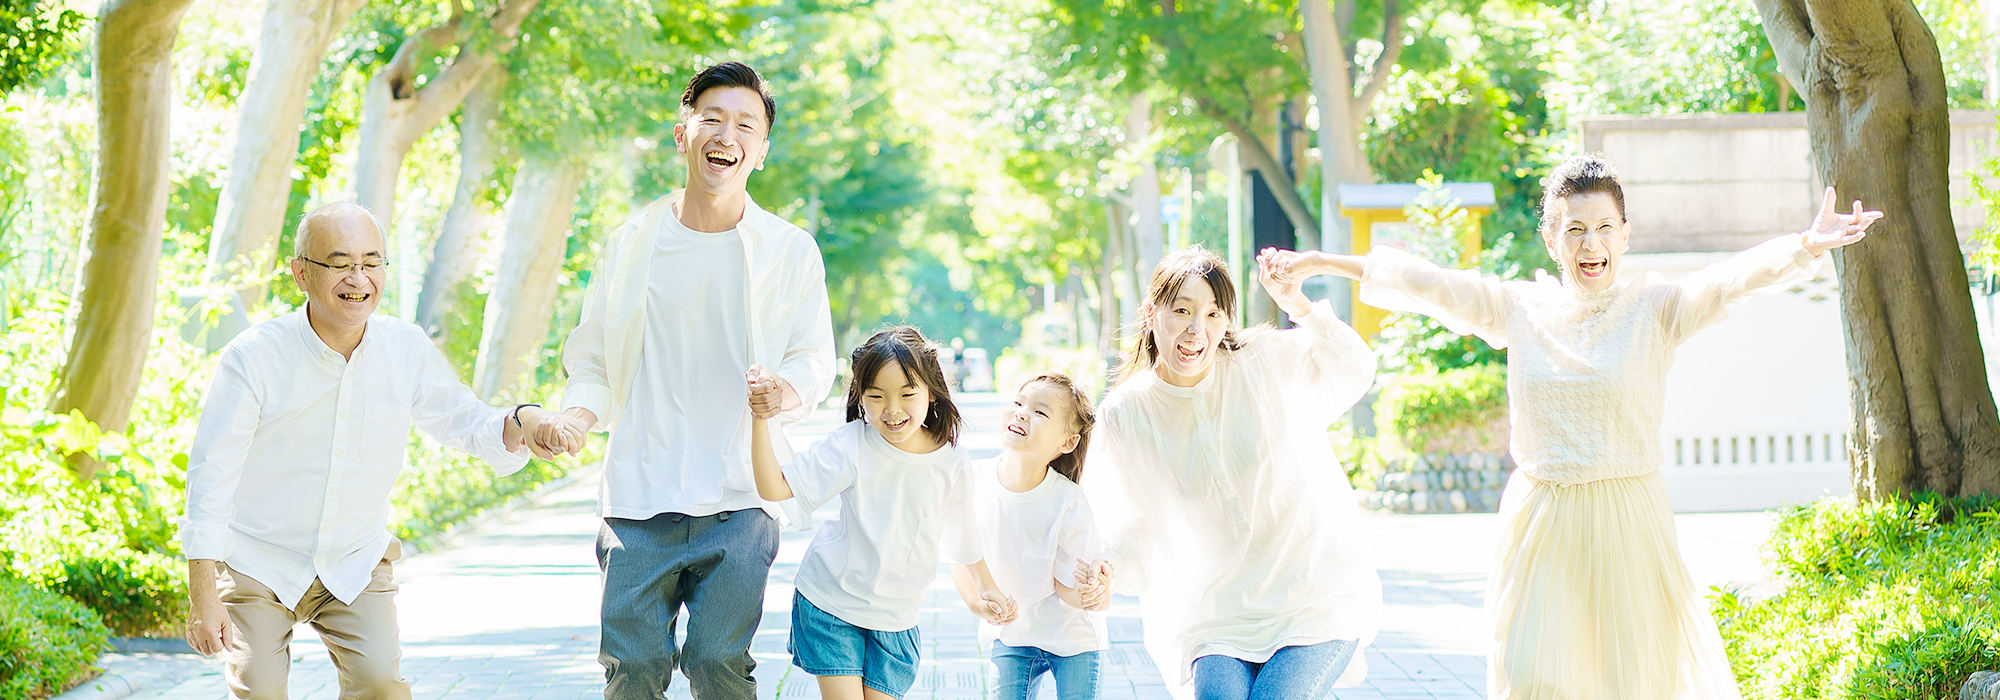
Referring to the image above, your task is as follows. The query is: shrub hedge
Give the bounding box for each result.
[1375,365,1508,455]
[0,576,110,700]
[1714,495,2000,699]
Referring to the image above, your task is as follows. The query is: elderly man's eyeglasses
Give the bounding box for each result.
[298,256,390,275]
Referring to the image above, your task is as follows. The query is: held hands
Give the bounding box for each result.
[1071,559,1115,612]
[512,407,585,459]
[1802,186,1884,257]
[977,589,1020,626]
[1257,248,1320,319]
[745,365,784,420]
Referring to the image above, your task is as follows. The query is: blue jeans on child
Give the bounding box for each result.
[991,642,1100,700]
[1191,639,1358,700]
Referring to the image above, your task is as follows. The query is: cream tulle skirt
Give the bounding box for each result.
[1486,469,1743,700]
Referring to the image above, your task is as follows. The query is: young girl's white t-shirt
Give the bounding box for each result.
[972,458,1108,657]
[785,420,981,632]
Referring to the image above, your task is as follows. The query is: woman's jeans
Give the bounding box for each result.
[1191,639,1358,700]
[991,642,1100,700]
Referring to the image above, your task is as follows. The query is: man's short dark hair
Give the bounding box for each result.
[679,62,776,129]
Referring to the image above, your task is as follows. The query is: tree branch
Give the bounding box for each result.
[385,15,469,100]
[1751,0,1810,85]
[1352,0,1401,113]
[1198,97,1321,236]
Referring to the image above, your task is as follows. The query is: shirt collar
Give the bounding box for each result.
[862,420,958,466]
[293,306,376,368]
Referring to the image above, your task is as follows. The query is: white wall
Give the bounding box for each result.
[1623,253,1854,512]
[1582,112,1995,254]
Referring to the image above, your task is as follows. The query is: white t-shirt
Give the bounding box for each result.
[971,459,1107,657]
[785,421,982,632]
[602,214,759,519]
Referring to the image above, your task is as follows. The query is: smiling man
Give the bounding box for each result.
[543,62,835,700]
[180,202,561,699]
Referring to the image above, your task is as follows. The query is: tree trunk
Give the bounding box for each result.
[1124,94,1165,276]
[353,0,538,242]
[50,0,199,479]
[1100,200,1124,373]
[471,153,587,400]
[202,0,368,312]
[416,73,511,335]
[1302,0,1396,322]
[1755,0,2000,498]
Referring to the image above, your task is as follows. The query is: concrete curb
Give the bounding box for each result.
[52,670,142,700]
[109,637,197,654]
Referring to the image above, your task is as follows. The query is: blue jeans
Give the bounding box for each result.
[991,642,1100,700]
[1191,639,1359,700]
[596,509,779,700]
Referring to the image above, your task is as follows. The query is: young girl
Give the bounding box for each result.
[951,373,1116,700]
[747,326,1017,700]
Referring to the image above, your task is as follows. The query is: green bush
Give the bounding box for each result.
[40,549,188,638]
[0,576,110,700]
[1714,495,2000,699]
[1375,365,1508,455]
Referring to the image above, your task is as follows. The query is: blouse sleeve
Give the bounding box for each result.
[1358,247,1511,349]
[1242,299,1378,429]
[780,425,860,514]
[1081,408,1153,596]
[1655,233,1821,344]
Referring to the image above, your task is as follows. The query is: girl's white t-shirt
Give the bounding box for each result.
[785,420,982,632]
[971,458,1108,657]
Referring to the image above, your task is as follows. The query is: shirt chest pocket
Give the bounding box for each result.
[360,404,414,464]
[907,514,946,566]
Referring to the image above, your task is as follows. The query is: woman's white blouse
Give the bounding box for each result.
[784,420,982,632]
[970,459,1107,657]
[1358,234,1820,485]
[1088,299,1381,690]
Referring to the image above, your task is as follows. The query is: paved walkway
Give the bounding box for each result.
[93,393,1779,700]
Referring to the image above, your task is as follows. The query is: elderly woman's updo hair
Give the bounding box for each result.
[1538,154,1628,236]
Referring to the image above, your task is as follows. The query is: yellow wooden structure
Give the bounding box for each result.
[1336,182,1496,341]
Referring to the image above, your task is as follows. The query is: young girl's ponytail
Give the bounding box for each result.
[1026,373,1096,484]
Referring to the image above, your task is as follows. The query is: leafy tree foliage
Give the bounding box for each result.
[0,0,84,94]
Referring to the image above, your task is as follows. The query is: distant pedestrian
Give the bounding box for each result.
[1088,246,1382,700]
[746,327,1015,700]
[180,202,561,700]
[1314,154,1881,698]
[959,373,1114,700]
[537,61,837,700]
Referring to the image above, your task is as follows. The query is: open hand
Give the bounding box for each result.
[745,365,784,420]
[1802,186,1883,257]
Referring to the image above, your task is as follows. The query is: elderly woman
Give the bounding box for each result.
[1087,246,1382,700]
[1306,154,1880,698]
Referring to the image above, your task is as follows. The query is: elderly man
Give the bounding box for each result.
[180,202,563,699]
[538,62,835,700]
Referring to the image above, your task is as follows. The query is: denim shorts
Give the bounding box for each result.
[788,590,921,698]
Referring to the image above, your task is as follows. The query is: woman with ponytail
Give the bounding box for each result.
[1087,246,1382,699]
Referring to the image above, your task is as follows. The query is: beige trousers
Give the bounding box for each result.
[218,540,412,700]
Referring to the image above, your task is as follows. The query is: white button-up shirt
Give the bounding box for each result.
[180,310,528,608]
